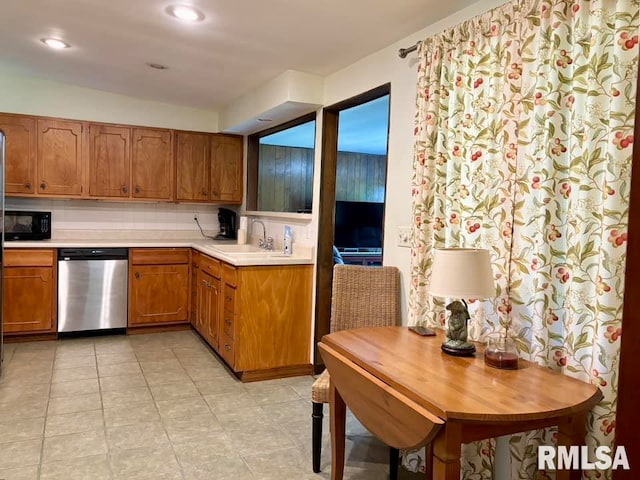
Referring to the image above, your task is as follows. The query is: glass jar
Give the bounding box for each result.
[484,333,519,370]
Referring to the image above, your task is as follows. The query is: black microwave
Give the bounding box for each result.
[4,211,52,241]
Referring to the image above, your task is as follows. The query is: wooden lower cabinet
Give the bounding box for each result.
[195,252,313,381]
[128,248,190,327]
[190,250,200,327]
[2,249,57,335]
[195,268,220,349]
[194,253,221,348]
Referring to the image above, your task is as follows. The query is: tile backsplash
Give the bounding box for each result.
[243,214,315,249]
[5,198,227,235]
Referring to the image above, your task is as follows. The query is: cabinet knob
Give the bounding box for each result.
[134,272,140,279]
[24,182,32,190]
[212,191,219,196]
[224,344,231,351]
[40,182,47,190]
[201,190,207,197]
[122,185,129,193]
[225,296,232,302]
[135,186,141,194]
[225,319,232,326]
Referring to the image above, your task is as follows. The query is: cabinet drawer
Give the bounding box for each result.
[223,285,236,312]
[199,254,221,278]
[222,311,235,339]
[220,333,235,367]
[222,262,237,286]
[4,249,55,267]
[130,248,190,265]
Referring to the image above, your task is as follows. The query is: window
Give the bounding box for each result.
[246,113,316,213]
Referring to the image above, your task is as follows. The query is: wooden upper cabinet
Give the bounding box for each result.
[0,114,37,195]
[211,135,243,203]
[132,128,173,200]
[37,119,83,196]
[176,132,210,202]
[1,112,248,204]
[88,124,131,198]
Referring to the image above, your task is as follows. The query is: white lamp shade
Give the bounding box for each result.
[429,248,496,299]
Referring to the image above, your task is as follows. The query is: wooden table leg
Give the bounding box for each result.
[432,423,461,480]
[556,414,587,480]
[330,380,346,480]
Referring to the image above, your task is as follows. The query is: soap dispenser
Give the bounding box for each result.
[283,225,293,256]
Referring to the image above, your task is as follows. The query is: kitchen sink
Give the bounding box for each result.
[210,244,289,256]
[212,244,264,253]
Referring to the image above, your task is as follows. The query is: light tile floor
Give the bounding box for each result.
[0,330,421,480]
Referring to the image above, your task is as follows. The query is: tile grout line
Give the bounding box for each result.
[139,339,185,479]
[38,341,58,479]
[96,340,116,480]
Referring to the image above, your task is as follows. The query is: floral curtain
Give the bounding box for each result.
[408,0,638,478]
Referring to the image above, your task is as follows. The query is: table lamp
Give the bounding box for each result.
[429,248,495,356]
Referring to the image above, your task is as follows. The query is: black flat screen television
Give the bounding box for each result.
[334,201,384,249]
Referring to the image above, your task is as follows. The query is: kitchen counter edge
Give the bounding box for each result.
[4,239,315,267]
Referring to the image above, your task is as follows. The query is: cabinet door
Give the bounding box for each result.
[211,135,243,203]
[37,119,83,196]
[0,115,36,195]
[207,276,221,350]
[88,124,131,198]
[3,267,55,333]
[129,264,189,325]
[131,128,173,200]
[190,250,200,327]
[196,269,210,337]
[196,269,219,349]
[176,132,210,202]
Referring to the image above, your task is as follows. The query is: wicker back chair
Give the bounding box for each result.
[311,264,400,476]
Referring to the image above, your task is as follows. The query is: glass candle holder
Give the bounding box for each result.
[484,334,519,370]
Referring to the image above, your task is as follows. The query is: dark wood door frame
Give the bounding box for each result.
[613,59,640,479]
[313,83,391,371]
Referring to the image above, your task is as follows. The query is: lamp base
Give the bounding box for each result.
[441,343,476,357]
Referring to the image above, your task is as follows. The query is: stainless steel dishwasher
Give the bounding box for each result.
[58,248,128,333]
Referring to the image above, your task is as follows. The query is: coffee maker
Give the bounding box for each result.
[216,208,237,240]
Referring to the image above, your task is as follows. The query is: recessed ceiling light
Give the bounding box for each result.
[146,62,169,70]
[166,5,205,22]
[40,38,70,49]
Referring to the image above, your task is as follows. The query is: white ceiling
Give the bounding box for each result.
[0,0,479,110]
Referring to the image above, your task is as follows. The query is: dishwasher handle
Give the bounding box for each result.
[58,248,129,261]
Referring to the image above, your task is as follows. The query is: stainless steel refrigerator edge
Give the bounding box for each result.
[0,131,5,374]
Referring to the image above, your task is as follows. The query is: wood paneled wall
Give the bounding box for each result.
[257,145,387,211]
[258,145,314,212]
[335,151,386,202]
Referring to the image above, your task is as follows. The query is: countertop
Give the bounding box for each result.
[4,238,315,267]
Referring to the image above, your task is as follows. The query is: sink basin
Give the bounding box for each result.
[211,244,264,253]
[211,244,287,256]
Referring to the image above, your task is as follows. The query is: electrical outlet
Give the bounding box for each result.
[397,226,412,247]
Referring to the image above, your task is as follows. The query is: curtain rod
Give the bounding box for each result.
[398,41,420,58]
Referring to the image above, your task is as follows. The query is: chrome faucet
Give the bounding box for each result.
[252,219,274,250]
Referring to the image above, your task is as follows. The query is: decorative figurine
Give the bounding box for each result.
[441,299,476,356]
[428,248,495,357]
